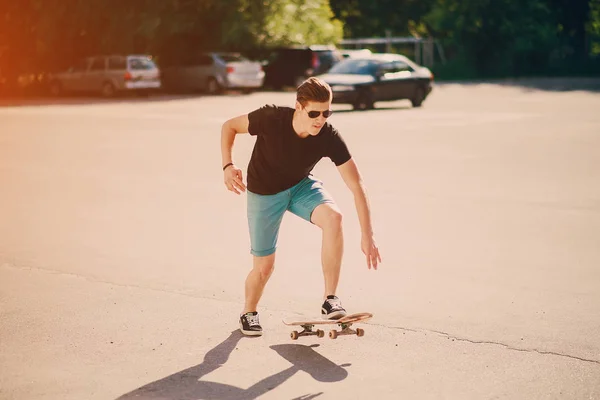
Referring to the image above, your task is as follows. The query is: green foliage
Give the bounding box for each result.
[329,0,435,38]
[223,0,342,48]
[329,0,599,79]
[589,0,600,56]
[423,0,559,77]
[0,0,342,76]
[0,0,598,90]
[262,0,343,46]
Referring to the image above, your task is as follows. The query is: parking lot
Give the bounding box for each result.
[1,80,600,399]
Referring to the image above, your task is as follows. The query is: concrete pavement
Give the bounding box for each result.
[1,81,599,399]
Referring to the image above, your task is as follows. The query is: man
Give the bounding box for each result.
[221,77,381,336]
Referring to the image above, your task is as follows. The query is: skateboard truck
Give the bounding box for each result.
[327,321,365,339]
[290,325,326,340]
[284,312,372,340]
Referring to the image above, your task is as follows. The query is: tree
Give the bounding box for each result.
[587,0,600,56]
[0,0,342,78]
[423,0,559,76]
[548,0,591,61]
[223,0,342,49]
[329,0,435,38]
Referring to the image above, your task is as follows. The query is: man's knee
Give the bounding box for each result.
[312,204,343,230]
[324,210,343,230]
[253,254,275,280]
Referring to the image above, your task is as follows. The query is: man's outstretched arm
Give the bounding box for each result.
[221,114,249,194]
[337,158,382,269]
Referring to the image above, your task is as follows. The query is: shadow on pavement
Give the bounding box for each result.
[437,77,600,93]
[270,344,349,383]
[0,90,259,108]
[332,105,412,114]
[116,331,347,400]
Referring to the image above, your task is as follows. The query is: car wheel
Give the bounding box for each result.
[353,91,374,111]
[207,78,221,94]
[101,82,115,97]
[411,87,426,107]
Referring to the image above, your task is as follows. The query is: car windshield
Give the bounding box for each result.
[128,57,156,70]
[328,59,377,75]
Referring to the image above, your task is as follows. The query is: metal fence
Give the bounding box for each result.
[338,35,445,67]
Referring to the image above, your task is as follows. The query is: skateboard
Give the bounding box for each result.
[282,312,373,340]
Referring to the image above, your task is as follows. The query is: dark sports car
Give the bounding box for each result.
[317,53,434,110]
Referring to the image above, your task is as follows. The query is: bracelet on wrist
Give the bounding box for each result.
[222,162,234,171]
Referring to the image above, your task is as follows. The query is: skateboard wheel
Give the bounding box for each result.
[329,330,338,339]
[356,328,365,337]
[317,329,325,338]
[291,331,299,340]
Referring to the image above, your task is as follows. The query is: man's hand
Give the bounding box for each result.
[223,164,246,195]
[361,235,381,270]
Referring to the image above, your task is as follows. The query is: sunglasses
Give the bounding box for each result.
[305,108,333,118]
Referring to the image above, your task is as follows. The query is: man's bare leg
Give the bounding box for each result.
[243,253,276,313]
[310,204,344,301]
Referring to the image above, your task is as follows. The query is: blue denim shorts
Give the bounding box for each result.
[247,176,335,257]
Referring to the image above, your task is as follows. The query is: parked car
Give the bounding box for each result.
[48,55,161,97]
[159,52,264,94]
[317,53,434,110]
[262,45,344,90]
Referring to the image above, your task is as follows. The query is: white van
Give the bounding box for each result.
[49,55,161,97]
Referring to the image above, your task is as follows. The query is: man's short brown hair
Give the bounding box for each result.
[296,77,332,106]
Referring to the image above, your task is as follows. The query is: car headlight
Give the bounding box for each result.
[331,85,355,92]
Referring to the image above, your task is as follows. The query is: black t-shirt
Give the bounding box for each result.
[247,104,351,195]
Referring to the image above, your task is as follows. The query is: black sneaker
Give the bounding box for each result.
[321,295,347,320]
[239,311,263,336]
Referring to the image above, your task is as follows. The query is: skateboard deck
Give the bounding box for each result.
[282,312,373,340]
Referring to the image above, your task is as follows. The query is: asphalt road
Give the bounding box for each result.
[1,80,600,399]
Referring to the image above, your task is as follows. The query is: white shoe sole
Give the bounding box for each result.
[239,322,263,336]
[322,310,347,320]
